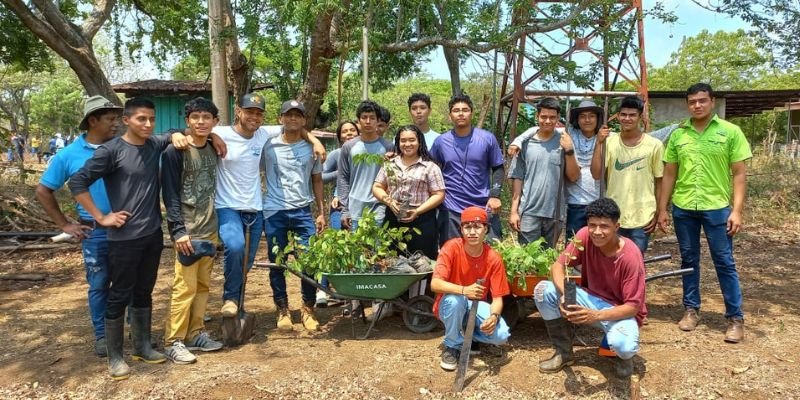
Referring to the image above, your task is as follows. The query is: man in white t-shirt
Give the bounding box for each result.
[408,93,439,151]
[214,93,326,317]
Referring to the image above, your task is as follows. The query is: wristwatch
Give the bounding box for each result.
[564,148,575,156]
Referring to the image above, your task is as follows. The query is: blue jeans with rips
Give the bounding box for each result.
[265,206,318,306]
[672,205,743,319]
[217,208,263,303]
[438,294,510,350]
[82,227,110,339]
[534,281,640,360]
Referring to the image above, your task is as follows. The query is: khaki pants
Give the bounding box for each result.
[164,254,213,345]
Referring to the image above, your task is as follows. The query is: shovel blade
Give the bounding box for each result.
[222,312,256,347]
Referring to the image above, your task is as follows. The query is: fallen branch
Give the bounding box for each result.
[0,243,77,252]
[0,273,46,281]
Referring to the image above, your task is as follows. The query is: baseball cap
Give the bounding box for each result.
[461,206,488,225]
[280,100,306,116]
[240,93,266,110]
[79,95,122,131]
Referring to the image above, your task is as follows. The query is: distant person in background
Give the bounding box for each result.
[55,133,66,153]
[408,93,439,151]
[31,136,42,163]
[376,106,392,136]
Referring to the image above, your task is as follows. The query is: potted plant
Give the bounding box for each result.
[491,236,583,297]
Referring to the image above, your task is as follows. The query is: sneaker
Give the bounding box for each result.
[470,341,481,355]
[186,332,223,352]
[440,347,460,371]
[164,340,197,365]
[94,337,107,358]
[678,308,700,331]
[315,291,329,308]
[221,300,238,318]
[277,307,293,331]
[301,305,320,331]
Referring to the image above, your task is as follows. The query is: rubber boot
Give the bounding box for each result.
[129,307,166,364]
[105,316,130,380]
[615,357,634,378]
[539,318,575,373]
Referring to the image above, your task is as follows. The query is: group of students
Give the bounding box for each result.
[37,81,750,381]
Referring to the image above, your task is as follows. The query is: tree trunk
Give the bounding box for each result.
[221,0,248,105]
[298,8,337,130]
[443,46,461,95]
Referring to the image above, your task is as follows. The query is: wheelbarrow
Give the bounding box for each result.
[253,262,440,339]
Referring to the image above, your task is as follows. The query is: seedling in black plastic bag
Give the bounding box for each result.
[564,278,577,306]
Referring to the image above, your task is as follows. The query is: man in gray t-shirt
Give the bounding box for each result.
[262,100,325,332]
[508,98,579,247]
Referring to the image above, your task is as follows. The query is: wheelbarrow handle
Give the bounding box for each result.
[643,254,672,264]
[645,268,693,283]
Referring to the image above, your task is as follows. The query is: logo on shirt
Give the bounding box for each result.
[614,157,646,171]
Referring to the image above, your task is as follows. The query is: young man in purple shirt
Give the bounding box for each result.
[430,94,505,244]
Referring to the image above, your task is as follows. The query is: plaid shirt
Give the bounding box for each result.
[374,157,445,207]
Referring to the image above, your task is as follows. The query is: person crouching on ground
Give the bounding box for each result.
[534,198,645,379]
[161,97,225,364]
[431,206,511,371]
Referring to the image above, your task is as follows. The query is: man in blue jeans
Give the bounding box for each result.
[212,94,325,318]
[36,96,122,357]
[535,198,645,378]
[658,83,751,343]
[431,207,511,371]
[262,100,326,331]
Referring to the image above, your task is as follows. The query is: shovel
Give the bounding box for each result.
[453,278,485,392]
[222,216,257,347]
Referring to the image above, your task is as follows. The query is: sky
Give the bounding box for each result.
[420,0,749,80]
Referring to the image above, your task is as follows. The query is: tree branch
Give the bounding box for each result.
[378,0,593,53]
[30,0,83,46]
[82,0,117,40]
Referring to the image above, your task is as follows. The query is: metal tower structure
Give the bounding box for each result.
[496,0,650,140]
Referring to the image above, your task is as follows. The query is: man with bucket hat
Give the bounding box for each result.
[509,98,603,241]
[36,95,122,357]
[212,93,325,320]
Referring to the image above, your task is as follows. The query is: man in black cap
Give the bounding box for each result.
[509,99,603,241]
[213,93,326,319]
[262,100,326,331]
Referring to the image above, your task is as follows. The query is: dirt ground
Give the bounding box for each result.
[1,222,799,400]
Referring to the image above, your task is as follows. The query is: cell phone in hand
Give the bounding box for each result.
[564,278,577,306]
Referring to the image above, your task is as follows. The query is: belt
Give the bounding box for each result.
[78,219,100,229]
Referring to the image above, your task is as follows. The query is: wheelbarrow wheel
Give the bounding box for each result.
[501,295,520,330]
[403,295,439,333]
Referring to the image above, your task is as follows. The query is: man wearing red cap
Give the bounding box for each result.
[431,206,511,371]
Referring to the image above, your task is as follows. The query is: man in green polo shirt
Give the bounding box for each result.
[657,83,752,344]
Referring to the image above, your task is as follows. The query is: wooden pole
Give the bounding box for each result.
[209,0,231,125]
[362,26,369,101]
